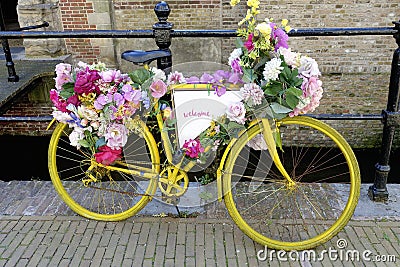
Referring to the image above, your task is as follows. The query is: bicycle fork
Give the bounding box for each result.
[260,118,296,188]
[216,118,297,201]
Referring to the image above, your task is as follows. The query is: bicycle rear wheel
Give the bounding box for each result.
[223,116,360,250]
[48,122,159,221]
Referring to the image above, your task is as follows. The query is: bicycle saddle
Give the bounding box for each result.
[121,49,171,65]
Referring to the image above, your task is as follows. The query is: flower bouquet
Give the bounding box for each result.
[172,0,324,160]
[227,0,323,119]
[50,62,169,165]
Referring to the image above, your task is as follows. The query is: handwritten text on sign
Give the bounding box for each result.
[173,88,242,147]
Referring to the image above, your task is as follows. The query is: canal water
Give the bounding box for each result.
[0,135,398,183]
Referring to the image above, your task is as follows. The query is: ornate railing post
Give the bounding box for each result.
[153,1,173,73]
[0,2,18,82]
[368,20,400,201]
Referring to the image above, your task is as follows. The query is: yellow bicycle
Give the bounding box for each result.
[48,57,360,251]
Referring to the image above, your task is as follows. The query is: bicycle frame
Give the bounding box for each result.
[48,84,295,200]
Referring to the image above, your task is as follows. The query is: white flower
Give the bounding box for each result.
[263,58,284,82]
[151,67,167,81]
[51,110,72,124]
[69,127,85,149]
[78,105,98,121]
[278,47,300,68]
[228,48,243,65]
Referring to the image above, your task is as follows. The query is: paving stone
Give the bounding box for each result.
[1,181,400,266]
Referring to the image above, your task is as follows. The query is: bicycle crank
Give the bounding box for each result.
[158,166,189,197]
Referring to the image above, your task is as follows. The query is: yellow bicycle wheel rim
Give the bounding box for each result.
[223,116,361,250]
[48,123,160,221]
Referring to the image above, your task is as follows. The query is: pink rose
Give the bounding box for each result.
[150,79,167,98]
[74,67,101,95]
[94,145,122,165]
[226,102,246,124]
[298,56,320,78]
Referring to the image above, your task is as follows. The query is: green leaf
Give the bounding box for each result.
[78,139,91,148]
[273,131,283,151]
[293,77,304,87]
[235,37,244,48]
[264,82,282,96]
[280,66,291,82]
[286,87,303,97]
[59,82,75,99]
[291,68,299,79]
[285,93,299,109]
[270,102,292,114]
[242,68,256,83]
[227,121,244,130]
[129,69,151,84]
[254,57,269,70]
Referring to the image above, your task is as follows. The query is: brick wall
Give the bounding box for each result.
[59,0,100,62]
[1,0,399,149]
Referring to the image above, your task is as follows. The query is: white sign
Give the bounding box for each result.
[173,86,242,147]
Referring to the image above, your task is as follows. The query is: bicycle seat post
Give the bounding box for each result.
[153,1,173,73]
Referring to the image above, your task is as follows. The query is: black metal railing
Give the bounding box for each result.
[0,1,399,202]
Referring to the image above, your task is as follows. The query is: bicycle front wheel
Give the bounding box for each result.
[223,116,360,250]
[48,122,160,221]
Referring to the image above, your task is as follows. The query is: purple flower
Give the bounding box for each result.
[273,28,289,51]
[183,139,205,159]
[230,59,243,74]
[186,76,200,84]
[200,73,215,83]
[214,70,231,82]
[121,84,141,104]
[94,93,113,110]
[113,93,125,106]
[214,85,227,97]
[101,69,121,83]
[228,72,242,84]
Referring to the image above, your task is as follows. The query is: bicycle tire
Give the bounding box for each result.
[223,116,360,250]
[48,122,160,221]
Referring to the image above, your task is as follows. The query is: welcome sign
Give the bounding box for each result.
[172,85,242,147]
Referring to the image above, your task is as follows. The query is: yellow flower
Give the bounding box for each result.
[247,0,259,9]
[78,92,97,104]
[281,19,288,27]
[251,7,259,15]
[285,25,292,33]
[238,9,253,26]
[162,107,172,119]
[255,22,272,36]
[230,0,240,6]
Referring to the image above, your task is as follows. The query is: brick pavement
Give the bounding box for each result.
[0,181,399,266]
